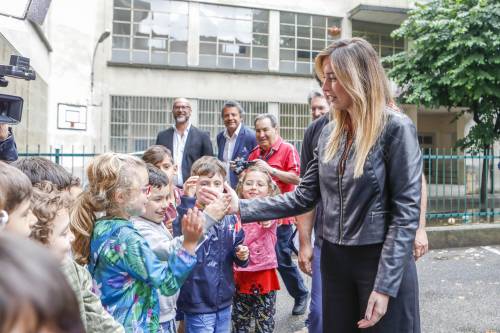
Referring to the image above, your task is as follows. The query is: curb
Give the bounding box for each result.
[427,223,500,249]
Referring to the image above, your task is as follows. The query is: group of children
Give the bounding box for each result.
[0,144,284,333]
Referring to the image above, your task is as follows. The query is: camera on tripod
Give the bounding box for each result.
[0,55,36,124]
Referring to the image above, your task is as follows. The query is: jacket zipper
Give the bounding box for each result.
[338,134,353,244]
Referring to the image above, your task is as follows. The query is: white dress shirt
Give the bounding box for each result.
[173,123,191,186]
[222,123,241,180]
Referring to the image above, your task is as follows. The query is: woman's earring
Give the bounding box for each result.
[0,210,9,230]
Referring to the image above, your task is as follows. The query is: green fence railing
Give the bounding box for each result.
[18,146,500,225]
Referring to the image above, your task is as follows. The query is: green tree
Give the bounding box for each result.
[386,0,500,212]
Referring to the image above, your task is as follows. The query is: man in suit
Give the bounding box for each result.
[216,100,257,188]
[156,98,213,187]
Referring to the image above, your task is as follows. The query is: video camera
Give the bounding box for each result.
[0,55,36,124]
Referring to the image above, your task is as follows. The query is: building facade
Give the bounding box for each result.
[0,0,474,155]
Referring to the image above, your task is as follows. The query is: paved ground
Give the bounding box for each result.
[274,246,500,333]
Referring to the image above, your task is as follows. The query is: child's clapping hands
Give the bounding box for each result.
[235,245,249,261]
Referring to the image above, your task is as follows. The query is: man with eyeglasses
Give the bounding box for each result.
[156,98,213,187]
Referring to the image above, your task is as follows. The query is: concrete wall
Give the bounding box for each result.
[0,31,49,149]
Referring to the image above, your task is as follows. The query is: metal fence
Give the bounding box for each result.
[17,146,500,225]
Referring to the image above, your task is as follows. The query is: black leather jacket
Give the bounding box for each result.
[240,108,422,297]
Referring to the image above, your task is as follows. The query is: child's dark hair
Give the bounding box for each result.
[0,233,85,333]
[0,161,33,213]
[146,163,168,188]
[142,145,173,166]
[30,181,73,245]
[191,156,227,178]
[13,157,81,190]
[236,165,281,198]
[71,153,146,265]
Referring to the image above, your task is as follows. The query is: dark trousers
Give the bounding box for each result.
[276,224,308,300]
[321,241,420,333]
[232,291,277,333]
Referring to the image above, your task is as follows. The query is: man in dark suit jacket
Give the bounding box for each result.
[216,100,257,188]
[156,98,213,186]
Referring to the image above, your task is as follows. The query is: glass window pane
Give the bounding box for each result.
[312,39,325,50]
[133,23,150,37]
[297,50,310,62]
[169,1,188,14]
[253,34,268,46]
[133,10,149,22]
[132,51,149,63]
[328,17,340,27]
[218,56,233,69]
[297,38,310,49]
[133,37,149,50]
[252,59,267,71]
[312,16,325,27]
[235,58,251,70]
[280,61,295,73]
[381,35,393,46]
[170,40,187,52]
[381,46,394,57]
[150,38,167,50]
[151,52,168,65]
[253,9,268,22]
[200,54,217,67]
[253,47,267,59]
[253,21,268,34]
[280,12,295,24]
[133,0,150,10]
[169,53,187,66]
[114,0,131,8]
[113,36,130,49]
[312,27,325,39]
[113,22,131,35]
[112,50,130,62]
[394,37,404,48]
[114,9,131,21]
[297,14,310,26]
[280,37,295,48]
[280,49,295,61]
[297,26,310,38]
[297,62,311,74]
[280,24,295,36]
[200,42,217,55]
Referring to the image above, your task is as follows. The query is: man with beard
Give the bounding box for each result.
[156,98,213,187]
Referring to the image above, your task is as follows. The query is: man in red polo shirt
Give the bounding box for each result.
[248,113,309,316]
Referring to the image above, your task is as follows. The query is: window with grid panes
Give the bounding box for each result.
[279,103,310,152]
[197,99,268,154]
[110,96,174,153]
[112,0,188,66]
[351,30,404,68]
[279,12,340,74]
[199,4,269,71]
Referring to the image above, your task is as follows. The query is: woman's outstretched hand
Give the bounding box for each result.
[357,290,389,328]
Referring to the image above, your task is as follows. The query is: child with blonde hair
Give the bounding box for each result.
[232,165,281,332]
[71,153,205,333]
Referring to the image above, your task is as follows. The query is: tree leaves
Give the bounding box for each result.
[387,0,500,152]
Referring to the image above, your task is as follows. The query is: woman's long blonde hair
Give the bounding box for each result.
[71,153,145,265]
[314,38,393,178]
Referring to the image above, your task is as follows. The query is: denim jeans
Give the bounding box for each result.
[306,245,323,333]
[160,319,176,333]
[276,224,308,300]
[184,306,232,333]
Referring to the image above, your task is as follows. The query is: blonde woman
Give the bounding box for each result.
[220,38,422,332]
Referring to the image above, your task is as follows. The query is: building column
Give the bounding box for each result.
[268,10,280,72]
[187,2,200,67]
[341,16,352,39]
